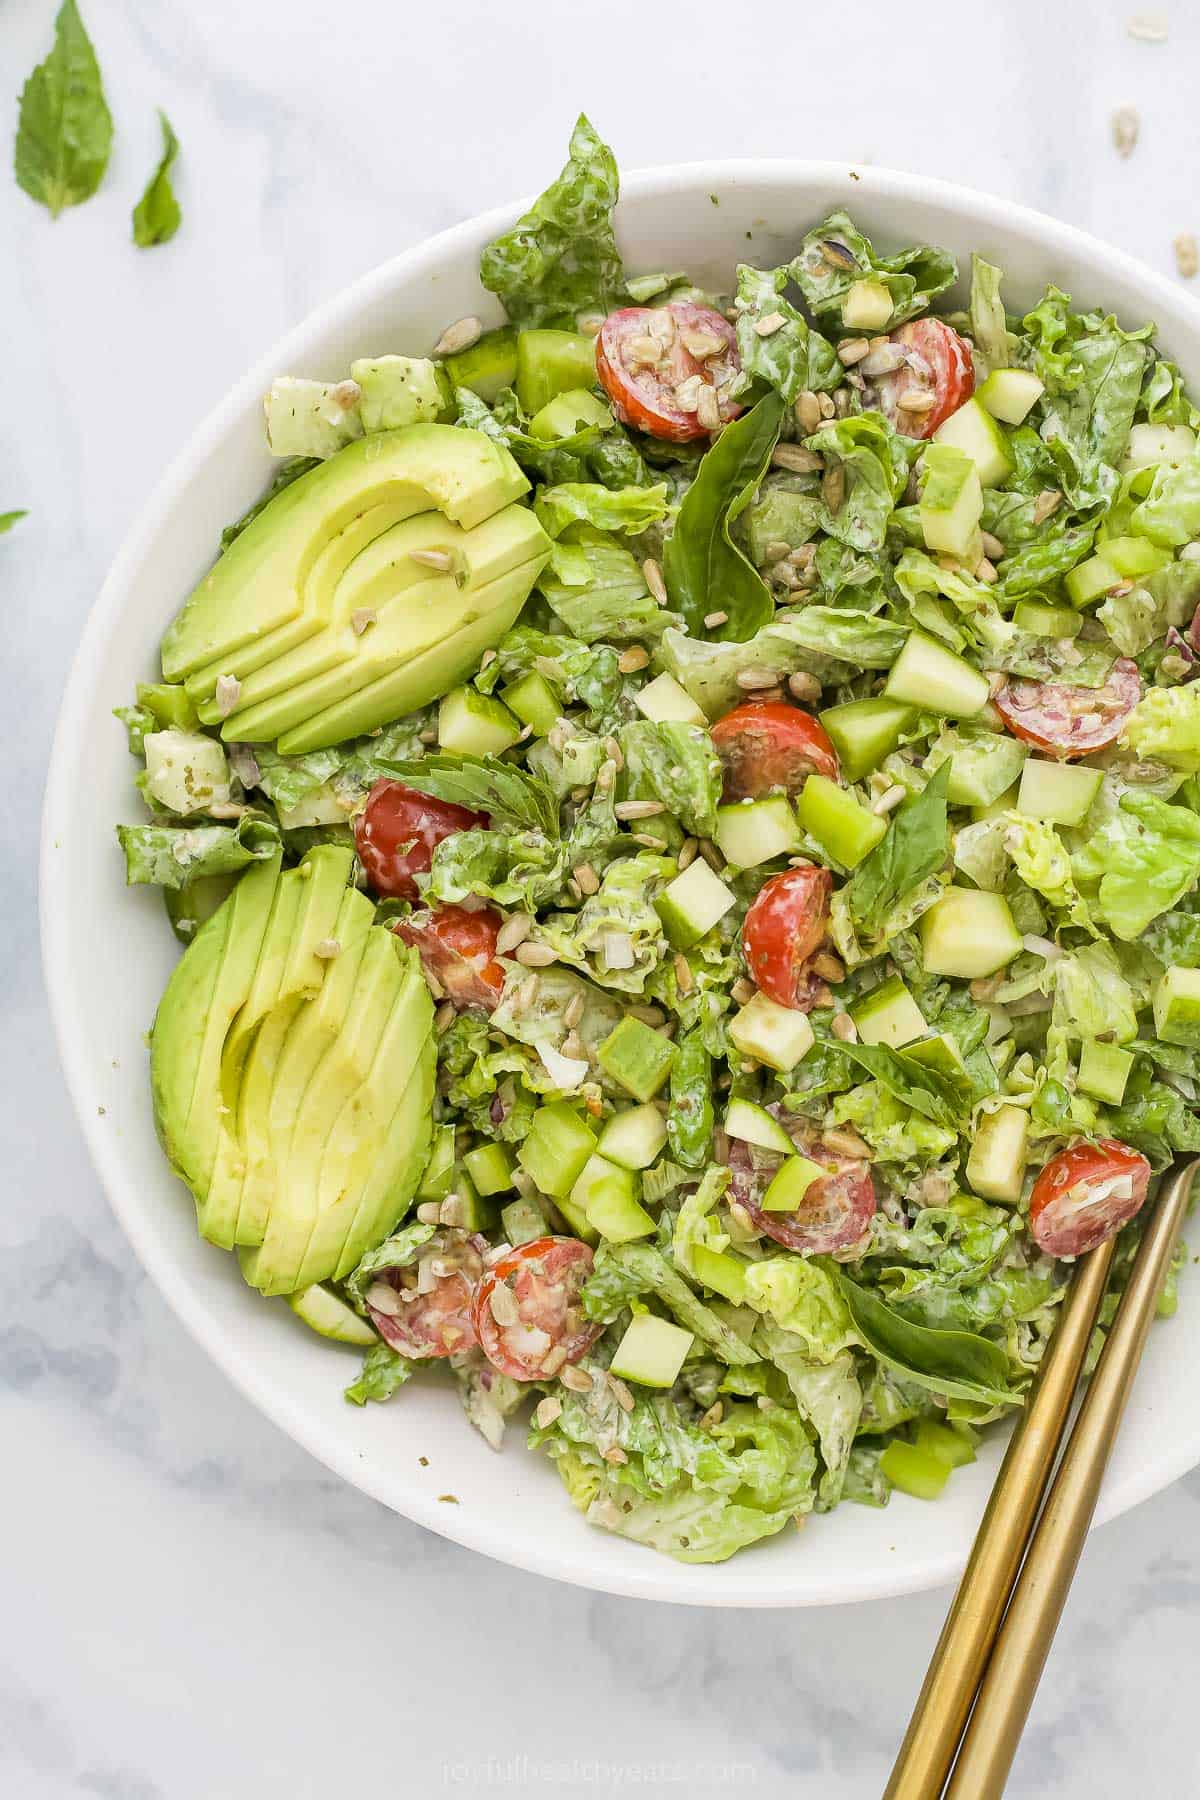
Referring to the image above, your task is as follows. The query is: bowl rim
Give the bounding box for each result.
[41,157,1200,1608]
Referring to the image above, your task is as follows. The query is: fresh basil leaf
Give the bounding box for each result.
[380,753,560,838]
[479,114,624,329]
[132,109,181,247]
[15,0,113,218]
[846,762,950,934]
[732,265,841,402]
[834,1040,966,1128]
[0,511,27,535]
[662,392,785,640]
[826,1266,1021,1406]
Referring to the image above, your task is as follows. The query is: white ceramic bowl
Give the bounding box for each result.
[42,162,1200,1607]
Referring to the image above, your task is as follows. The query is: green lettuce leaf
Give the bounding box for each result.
[132,109,181,247]
[969,254,1011,368]
[583,1242,760,1366]
[1097,557,1200,657]
[479,114,624,328]
[667,1028,714,1169]
[754,1326,861,1508]
[790,212,956,326]
[1052,941,1139,1044]
[617,718,721,838]
[534,851,672,993]
[742,1256,860,1363]
[538,527,669,643]
[1005,815,1095,931]
[15,0,112,218]
[662,392,785,640]
[806,411,917,553]
[1021,288,1152,507]
[344,1221,436,1311]
[1072,791,1200,937]
[534,482,669,537]
[828,1267,1023,1406]
[1120,684,1200,771]
[657,607,906,719]
[1130,450,1200,546]
[344,1341,415,1406]
[116,818,281,889]
[731,264,841,401]
[830,1082,958,1170]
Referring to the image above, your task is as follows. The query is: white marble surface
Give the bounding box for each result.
[7,0,1200,1793]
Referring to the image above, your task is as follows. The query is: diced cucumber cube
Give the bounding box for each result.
[561,734,604,787]
[655,858,736,950]
[728,992,815,1072]
[442,1175,500,1234]
[819,696,915,782]
[1077,1039,1134,1105]
[610,1312,694,1387]
[762,1153,827,1211]
[841,277,893,331]
[442,326,518,404]
[287,1283,378,1346]
[965,1104,1029,1204]
[1012,599,1081,638]
[350,355,451,430]
[137,681,199,732]
[1016,759,1102,828]
[1153,965,1200,1048]
[972,781,1020,823]
[851,975,926,1049]
[914,1418,977,1471]
[553,1192,599,1245]
[501,670,563,736]
[528,388,611,440]
[1064,554,1120,610]
[1096,535,1173,579]
[919,443,984,559]
[438,685,522,755]
[920,888,1022,978]
[714,795,801,869]
[598,1103,669,1170]
[796,774,887,868]
[144,730,231,817]
[515,329,598,415]
[500,1196,550,1245]
[417,1123,457,1202]
[597,1017,676,1101]
[937,730,1028,808]
[723,1098,794,1155]
[884,632,989,719]
[463,1142,516,1196]
[634,672,708,727]
[933,397,1014,487]
[571,1153,651,1239]
[879,1440,950,1500]
[976,368,1044,427]
[1120,422,1197,473]
[690,1244,749,1304]
[901,1032,969,1084]
[276,781,347,830]
[517,1102,597,1198]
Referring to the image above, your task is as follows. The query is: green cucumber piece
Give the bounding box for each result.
[689,1244,749,1304]
[654,858,737,951]
[1015,759,1102,828]
[417,1124,457,1202]
[462,1142,516,1197]
[500,1196,550,1245]
[841,278,893,331]
[1096,535,1173,579]
[728,993,814,1072]
[137,680,200,732]
[597,1017,676,1102]
[515,329,597,415]
[287,1284,378,1346]
[918,443,983,558]
[442,326,518,403]
[819,696,915,782]
[634,672,708,727]
[714,796,801,870]
[901,1032,969,1084]
[762,1153,827,1211]
[796,774,887,868]
[938,731,1028,808]
[597,1103,669,1171]
[438,685,521,755]
[976,368,1044,427]
[1077,1039,1134,1105]
[1012,599,1081,638]
[965,1104,1029,1203]
[500,670,562,736]
[517,1102,597,1198]
[609,1313,694,1387]
[879,1440,950,1500]
[972,781,1020,823]
[723,1097,794,1155]
[573,1155,654,1243]
[915,1419,978,1470]
[1153,966,1200,1048]
[528,388,611,440]
[851,976,926,1049]
[884,632,989,718]
[1064,554,1120,609]
[1120,422,1196,472]
[920,888,1022,979]
[932,398,1014,487]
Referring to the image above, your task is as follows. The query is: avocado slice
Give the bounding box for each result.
[220,510,547,744]
[161,424,530,683]
[273,556,545,753]
[150,849,282,1205]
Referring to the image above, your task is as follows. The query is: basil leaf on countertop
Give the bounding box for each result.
[15,0,113,218]
[132,110,182,247]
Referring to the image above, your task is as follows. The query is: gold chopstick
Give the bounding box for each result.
[886,1156,1198,1800]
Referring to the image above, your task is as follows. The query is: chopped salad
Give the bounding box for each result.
[116,117,1200,1564]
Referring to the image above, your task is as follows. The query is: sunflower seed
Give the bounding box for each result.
[872,783,907,816]
[496,913,533,954]
[559,1363,592,1393]
[602,1445,629,1465]
[603,734,624,771]
[615,798,665,820]
[1112,104,1140,156]
[699,1401,724,1430]
[837,337,871,366]
[1127,13,1168,42]
[617,645,650,674]
[642,558,668,605]
[214,674,241,717]
[975,557,1000,584]
[1033,488,1063,524]
[787,671,821,702]
[897,388,935,414]
[1176,233,1199,279]
[831,1011,859,1043]
[434,1000,456,1035]
[823,1126,871,1158]
[771,443,823,473]
[860,343,906,377]
[732,977,757,1005]
[572,862,600,896]
[764,539,793,562]
[534,1396,563,1429]
[698,838,725,872]
[607,1373,636,1413]
[704,609,729,629]
[683,328,729,358]
[677,837,698,870]
[753,311,788,337]
[314,938,341,960]
[696,385,722,431]
[674,952,694,994]
[980,531,1006,560]
[737,667,783,690]
[564,991,585,1029]
[515,941,558,968]
[432,315,483,357]
[794,391,823,433]
[674,374,704,413]
[415,1202,443,1225]
[811,950,845,982]
[821,464,847,511]
[488,1282,521,1327]
[819,392,837,419]
[365,1280,402,1316]
[409,548,455,572]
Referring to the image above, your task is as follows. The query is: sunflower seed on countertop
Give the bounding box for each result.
[1112,104,1140,157]
[1127,12,1168,42]
[1176,233,1199,279]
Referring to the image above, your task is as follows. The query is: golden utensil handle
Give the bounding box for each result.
[944,1157,1196,1798]
[883,1238,1116,1800]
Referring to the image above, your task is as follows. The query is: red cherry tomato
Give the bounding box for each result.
[354,779,488,900]
[595,302,742,443]
[364,1229,486,1359]
[867,317,975,439]
[394,905,505,1010]
[711,701,839,802]
[472,1237,602,1381]
[1029,1140,1151,1257]
[728,1135,876,1254]
[742,865,834,1008]
[994,659,1141,760]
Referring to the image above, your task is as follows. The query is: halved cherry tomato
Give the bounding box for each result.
[728,1135,876,1254]
[742,865,833,1008]
[472,1237,602,1381]
[867,317,975,439]
[394,905,505,1010]
[364,1229,486,1359]
[354,779,487,899]
[994,659,1141,760]
[596,302,742,443]
[711,701,839,802]
[1029,1140,1151,1257]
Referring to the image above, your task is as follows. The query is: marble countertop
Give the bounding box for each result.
[7,0,1200,1793]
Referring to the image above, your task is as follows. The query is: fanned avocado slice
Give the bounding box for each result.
[161,425,529,682]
